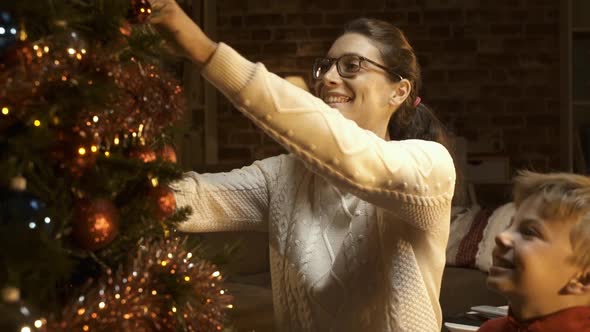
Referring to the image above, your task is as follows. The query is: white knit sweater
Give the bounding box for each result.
[172,44,456,332]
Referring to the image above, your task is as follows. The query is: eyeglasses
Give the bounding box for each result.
[312,54,403,81]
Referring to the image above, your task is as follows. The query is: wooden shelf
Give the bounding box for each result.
[574,101,590,106]
[573,27,590,33]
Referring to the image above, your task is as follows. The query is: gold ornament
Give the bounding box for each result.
[73,198,119,251]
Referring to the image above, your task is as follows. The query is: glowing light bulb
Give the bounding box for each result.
[1,107,8,115]
[78,147,86,155]
[33,120,41,127]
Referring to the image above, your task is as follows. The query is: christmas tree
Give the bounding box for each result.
[0,1,232,330]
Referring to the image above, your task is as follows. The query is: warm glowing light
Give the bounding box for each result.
[81,49,87,54]
[167,253,173,259]
[115,293,120,299]
[83,325,89,331]
[43,46,49,53]
[61,75,67,81]
[172,306,177,313]
[67,48,75,55]
[34,320,43,328]
[104,151,110,157]
[54,60,60,65]
[91,145,98,153]
[33,120,41,127]
[98,302,106,309]
[92,115,99,122]
[212,271,221,278]
[123,313,131,319]
[186,252,193,259]
[227,304,234,309]
[20,326,31,332]
[76,53,82,60]
[220,290,225,294]
[184,276,190,282]
[77,308,86,315]
[161,261,167,267]
[114,137,120,145]
[2,107,8,115]
[33,45,39,50]
[151,177,159,187]
[151,290,157,295]
[78,147,86,155]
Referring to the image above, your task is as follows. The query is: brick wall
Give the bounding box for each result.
[212,0,561,173]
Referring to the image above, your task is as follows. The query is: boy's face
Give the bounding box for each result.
[487,194,580,302]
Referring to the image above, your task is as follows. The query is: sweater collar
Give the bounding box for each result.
[506,306,590,331]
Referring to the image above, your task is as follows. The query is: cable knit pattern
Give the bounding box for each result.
[173,43,456,331]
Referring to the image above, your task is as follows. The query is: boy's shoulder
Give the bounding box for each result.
[477,317,511,332]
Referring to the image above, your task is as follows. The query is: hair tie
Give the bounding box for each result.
[413,96,421,107]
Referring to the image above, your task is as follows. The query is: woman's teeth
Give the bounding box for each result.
[324,96,351,104]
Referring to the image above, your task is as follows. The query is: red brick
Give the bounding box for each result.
[490,24,522,35]
[286,13,323,26]
[251,29,272,40]
[274,28,308,41]
[244,14,284,26]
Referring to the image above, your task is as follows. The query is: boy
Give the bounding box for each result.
[478,171,590,331]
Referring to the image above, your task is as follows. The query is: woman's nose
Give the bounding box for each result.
[322,63,341,85]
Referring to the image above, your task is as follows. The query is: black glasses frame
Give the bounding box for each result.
[312,54,403,81]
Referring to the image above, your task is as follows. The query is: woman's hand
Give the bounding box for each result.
[146,0,217,65]
[147,0,182,27]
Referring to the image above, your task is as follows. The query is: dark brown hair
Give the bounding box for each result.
[342,18,450,149]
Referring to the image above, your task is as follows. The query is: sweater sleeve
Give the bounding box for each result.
[201,43,456,230]
[170,155,282,233]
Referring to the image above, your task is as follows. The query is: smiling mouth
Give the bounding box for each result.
[323,96,352,105]
[492,256,515,269]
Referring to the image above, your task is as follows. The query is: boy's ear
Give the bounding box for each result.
[565,270,590,295]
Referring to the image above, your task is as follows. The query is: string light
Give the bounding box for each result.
[20,326,31,332]
[90,145,98,153]
[78,147,86,155]
[104,151,110,157]
[150,177,159,187]
[33,120,41,127]
[1,107,9,115]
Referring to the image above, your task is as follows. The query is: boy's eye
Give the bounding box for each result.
[519,227,539,238]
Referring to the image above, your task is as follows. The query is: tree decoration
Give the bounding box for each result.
[72,198,119,251]
[51,237,233,331]
[128,0,153,24]
[158,144,177,163]
[148,185,176,221]
[129,145,157,163]
[0,11,18,55]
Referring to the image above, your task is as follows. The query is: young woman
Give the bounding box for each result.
[150,1,456,331]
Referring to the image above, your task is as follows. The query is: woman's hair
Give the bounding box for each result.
[513,170,590,268]
[342,18,450,149]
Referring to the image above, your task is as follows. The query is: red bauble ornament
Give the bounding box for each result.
[129,145,156,163]
[158,144,177,163]
[73,198,119,251]
[149,186,176,221]
[128,0,152,24]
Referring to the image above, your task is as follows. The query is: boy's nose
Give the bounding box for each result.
[495,230,513,249]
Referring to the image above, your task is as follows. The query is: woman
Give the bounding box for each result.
[150,1,456,331]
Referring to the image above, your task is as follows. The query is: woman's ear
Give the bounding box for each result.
[389,79,412,107]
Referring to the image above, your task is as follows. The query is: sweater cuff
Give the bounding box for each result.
[201,42,258,98]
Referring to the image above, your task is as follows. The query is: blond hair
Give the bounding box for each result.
[513,170,590,267]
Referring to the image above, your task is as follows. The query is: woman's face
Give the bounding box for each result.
[314,33,409,138]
